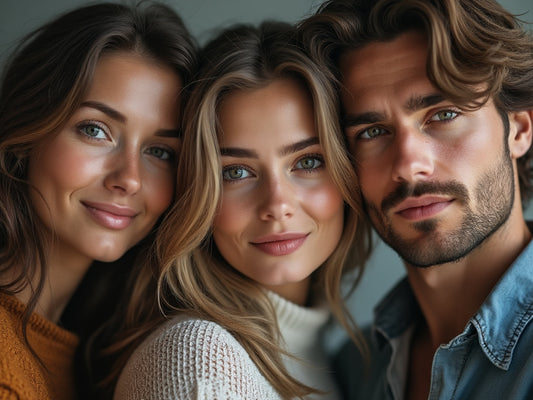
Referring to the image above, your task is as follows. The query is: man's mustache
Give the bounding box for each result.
[381,181,469,213]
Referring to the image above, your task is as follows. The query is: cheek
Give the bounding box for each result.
[304,182,344,224]
[142,170,176,216]
[355,161,384,202]
[212,195,248,261]
[29,141,99,199]
[212,193,248,237]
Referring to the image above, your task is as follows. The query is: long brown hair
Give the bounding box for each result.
[0,0,196,385]
[300,0,533,202]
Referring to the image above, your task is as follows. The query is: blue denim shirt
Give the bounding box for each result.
[335,234,533,399]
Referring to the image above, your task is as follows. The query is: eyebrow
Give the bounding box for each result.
[81,101,126,123]
[220,137,320,158]
[343,111,384,129]
[80,100,181,138]
[342,93,446,128]
[157,129,182,138]
[405,94,445,112]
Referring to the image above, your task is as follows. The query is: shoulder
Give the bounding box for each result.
[114,316,281,400]
[0,293,24,338]
[0,300,51,399]
[133,317,252,367]
[0,297,33,370]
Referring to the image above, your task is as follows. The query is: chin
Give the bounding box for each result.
[90,243,131,263]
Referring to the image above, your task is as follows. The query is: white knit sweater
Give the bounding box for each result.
[114,291,341,400]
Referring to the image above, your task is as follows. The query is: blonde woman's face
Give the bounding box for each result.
[212,78,344,305]
[28,53,182,269]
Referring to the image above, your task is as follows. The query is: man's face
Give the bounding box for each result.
[339,31,515,268]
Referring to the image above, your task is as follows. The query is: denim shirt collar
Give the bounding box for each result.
[372,277,419,348]
[470,233,533,369]
[373,227,533,370]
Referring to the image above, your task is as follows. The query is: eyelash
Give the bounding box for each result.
[293,153,325,172]
[355,126,387,140]
[426,108,461,124]
[222,165,253,182]
[76,121,176,164]
[354,107,462,140]
[221,153,325,183]
[76,121,109,141]
[145,146,176,163]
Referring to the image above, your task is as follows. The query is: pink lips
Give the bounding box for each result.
[251,233,308,256]
[82,201,137,230]
[395,196,453,220]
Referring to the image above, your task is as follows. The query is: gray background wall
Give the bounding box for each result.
[1,0,531,349]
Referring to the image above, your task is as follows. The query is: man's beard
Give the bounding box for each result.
[364,145,515,268]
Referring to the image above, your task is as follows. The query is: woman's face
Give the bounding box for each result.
[28,53,182,268]
[212,78,344,305]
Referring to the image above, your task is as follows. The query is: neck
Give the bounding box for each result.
[406,212,531,350]
[16,245,92,323]
[264,276,311,306]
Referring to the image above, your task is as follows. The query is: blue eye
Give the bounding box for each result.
[295,155,323,170]
[78,123,107,139]
[358,126,386,139]
[146,146,175,162]
[430,110,458,122]
[222,166,251,181]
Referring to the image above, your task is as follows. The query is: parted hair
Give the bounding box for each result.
[299,0,533,203]
[0,0,196,373]
[110,21,371,399]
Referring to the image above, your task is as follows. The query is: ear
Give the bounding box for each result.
[508,110,533,159]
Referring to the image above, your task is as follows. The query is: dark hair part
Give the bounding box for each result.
[300,0,533,202]
[0,0,196,384]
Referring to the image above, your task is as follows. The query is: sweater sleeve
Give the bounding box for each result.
[0,387,19,400]
[113,318,282,400]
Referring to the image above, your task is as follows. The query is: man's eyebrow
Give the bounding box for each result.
[405,94,445,112]
[342,94,447,128]
[343,112,384,128]
[80,101,126,123]
[220,137,320,158]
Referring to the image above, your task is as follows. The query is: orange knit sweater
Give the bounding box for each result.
[0,292,79,400]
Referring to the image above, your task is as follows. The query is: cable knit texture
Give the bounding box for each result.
[114,291,341,399]
[0,292,79,400]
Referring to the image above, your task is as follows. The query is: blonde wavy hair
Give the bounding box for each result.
[109,21,371,399]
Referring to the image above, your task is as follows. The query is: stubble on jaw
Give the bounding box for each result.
[363,148,514,268]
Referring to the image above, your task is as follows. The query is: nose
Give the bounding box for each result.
[391,128,435,183]
[258,173,295,221]
[104,150,142,195]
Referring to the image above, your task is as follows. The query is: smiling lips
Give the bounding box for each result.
[251,233,308,256]
[394,196,453,220]
[82,201,138,229]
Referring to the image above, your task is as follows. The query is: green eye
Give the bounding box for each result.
[296,156,323,170]
[223,166,250,181]
[359,126,385,139]
[79,123,107,139]
[431,110,458,121]
[146,146,174,161]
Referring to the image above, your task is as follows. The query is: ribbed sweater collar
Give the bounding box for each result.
[266,290,330,355]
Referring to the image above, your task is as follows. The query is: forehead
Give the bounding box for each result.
[84,53,182,125]
[339,31,431,108]
[217,78,316,145]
